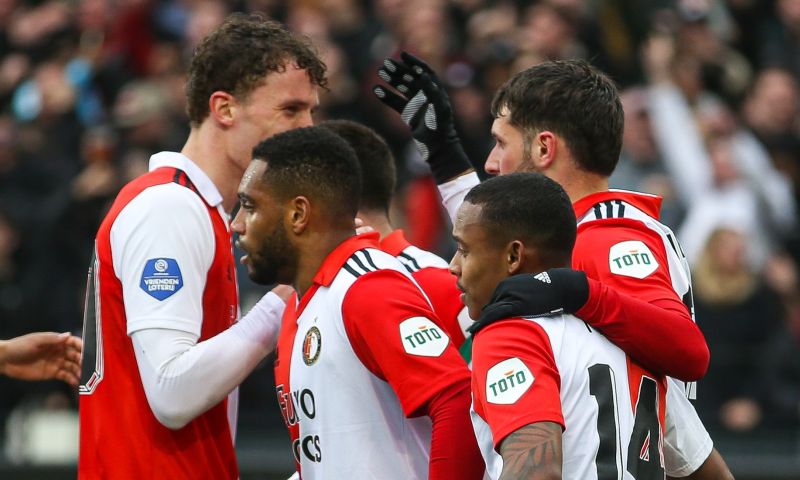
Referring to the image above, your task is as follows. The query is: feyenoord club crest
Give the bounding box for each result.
[302,326,322,366]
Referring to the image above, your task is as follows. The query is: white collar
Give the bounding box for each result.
[148,152,223,207]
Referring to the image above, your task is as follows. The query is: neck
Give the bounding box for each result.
[181,125,244,212]
[357,210,394,239]
[294,227,355,296]
[550,166,609,204]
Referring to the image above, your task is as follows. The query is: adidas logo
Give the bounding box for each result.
[534,272,551,284]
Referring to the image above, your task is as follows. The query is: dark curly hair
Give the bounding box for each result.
[186,13,327,126]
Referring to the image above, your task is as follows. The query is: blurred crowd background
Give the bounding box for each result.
[0,0,799,477]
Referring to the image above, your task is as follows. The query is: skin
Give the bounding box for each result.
[181,64,320,212]
[448,202,522,320]
[483,107,606,204]
[232,161,354,297]
[498,422,563,480]
[0,332,82,386]
[232,161,298,286]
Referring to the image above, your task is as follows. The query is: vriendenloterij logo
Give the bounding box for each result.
[140,258,183,300]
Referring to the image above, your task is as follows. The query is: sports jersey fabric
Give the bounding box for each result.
[438,177,713,475]
[471,315,667,480]
[79,152,238,479]
[273,233,482,480]
[380,229,470,347]
[572,190,712,474]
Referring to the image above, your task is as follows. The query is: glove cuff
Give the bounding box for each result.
[427,140,473,185]
[556,268,589,314]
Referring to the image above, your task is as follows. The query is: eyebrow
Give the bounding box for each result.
[237,192,252,202]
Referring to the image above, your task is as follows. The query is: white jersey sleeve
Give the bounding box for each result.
[438,172,480,224]
[132,291,286,430]
[663,377,714,476]
[111,183,214,336]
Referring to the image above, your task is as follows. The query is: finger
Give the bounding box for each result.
[378,59,421,91]
[373,86,409,114]
[58,368,80,387]
[66,347,82,364]
[400,51,436,76]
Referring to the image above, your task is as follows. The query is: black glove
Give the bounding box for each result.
[468,268,590,335]
[373,51,472,184]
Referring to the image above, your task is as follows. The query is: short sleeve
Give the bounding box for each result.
[111,183,215,337]
[574,220,684,306]
[663,377,713,476]
[342,269,470,417]
[472,319,564,451]
[412,267,467,348]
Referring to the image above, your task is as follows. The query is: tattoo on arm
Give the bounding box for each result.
[499,422,562,480]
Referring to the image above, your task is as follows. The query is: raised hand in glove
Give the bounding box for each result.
[373,51,472,183]
[468,268,589,334]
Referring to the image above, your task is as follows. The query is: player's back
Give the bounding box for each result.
[547,314,666,479]
[472,313,667,480]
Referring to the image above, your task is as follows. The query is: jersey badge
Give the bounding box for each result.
[140,258,183,300]
[486,357,534,404]
[303,326,322,366]
[400,317,449,357]
[608,241,658,279]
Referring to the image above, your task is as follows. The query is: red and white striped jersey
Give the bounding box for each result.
[572,190,711,475]
[471,315,667,480]
[273,233,471,479]
[78,152,239,479]
[380,229,470,347]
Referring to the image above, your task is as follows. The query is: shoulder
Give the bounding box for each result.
[110,183,214,254]
[397,246,449,272]
[473,319,553,361]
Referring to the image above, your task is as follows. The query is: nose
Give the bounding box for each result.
[448,252,461,277]
[484,150,500,177]
[297,110,314,128]
[231,208,244,234]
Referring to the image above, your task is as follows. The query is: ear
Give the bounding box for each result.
[534,131,558,170]
[506,240,526,275]
[288,196,311,234]
[209,91,236,127]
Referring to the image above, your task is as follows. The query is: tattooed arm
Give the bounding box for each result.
[498,422,562,480]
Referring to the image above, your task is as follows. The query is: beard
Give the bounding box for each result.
[247,223,297,286]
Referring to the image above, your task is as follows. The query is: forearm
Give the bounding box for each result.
[499,422,562,480]
[575,279,709,380]
[427,380,484,480]
[437,172,480,225]
[132,292,286,429]
[668,449,733,480]
[648,83,712,205]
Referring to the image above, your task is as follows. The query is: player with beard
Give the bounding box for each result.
[453,172,668,479]
[319,120,471,353]
[232,126,483,479]
[376,55,732,479]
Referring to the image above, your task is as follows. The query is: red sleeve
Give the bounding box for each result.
[472,319,564,451]
[341,269,471,416]
[573,220,709,381]
[412,266,467,348]
[426,380,485,480]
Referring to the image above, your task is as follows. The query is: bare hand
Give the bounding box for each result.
[354,217,375,235]
[271,284,295,303]
[0,332,83,386]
